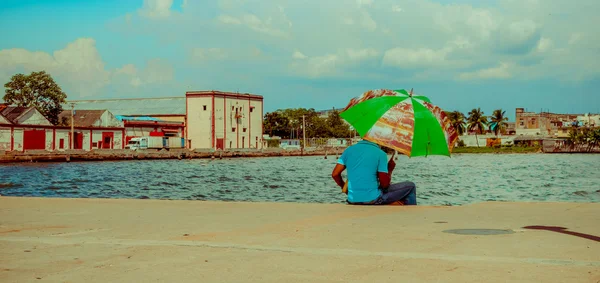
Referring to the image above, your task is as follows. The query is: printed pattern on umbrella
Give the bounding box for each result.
[363,99,415,156]
[341,89,399,112]
[421,101,459,152]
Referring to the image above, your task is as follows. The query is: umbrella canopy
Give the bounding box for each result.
[340,89,459,157]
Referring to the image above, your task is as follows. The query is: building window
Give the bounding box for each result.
[203,105,207,111]
[243,128,247,132]
[250,108,254,113]
[232,127,236,132]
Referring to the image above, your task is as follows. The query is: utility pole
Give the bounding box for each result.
[302,115,306,152]
[70,103,75,150]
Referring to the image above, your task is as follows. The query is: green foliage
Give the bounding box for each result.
[263,108,353,139]
[467,108,489,134]
[266,139,281,148]
[446,110,466,136]
[3,71,67,125]
[567,126,600,151]
[489,109,509,136]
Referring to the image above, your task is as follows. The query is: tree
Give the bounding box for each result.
[3,71,67,125]
[263,111,289,138]
[447,111,467,136]
[326,110,352,138]
[489,109,509,136]
[467,108,488,147]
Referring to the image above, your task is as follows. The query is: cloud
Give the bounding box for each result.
[292,51,308,60]
[493,20,541,54]
[0,38,110,97]
[218,13,289,38]
[112,0,599,84]
[191,48,228,61]
[382,47,452,69]
[357,0,374,7]
[0,38,175,99]
[458,62,512,80]
[139,0,174,19]
[289,48,381,78]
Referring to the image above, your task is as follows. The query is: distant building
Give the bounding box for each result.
[0,104,125,151]
[0,106,53,151]
[515,108,582,137]
[58,109,125,150]
[64,97,186,124]
[186,91,264,150]
[64,98,186,144]
[317,108,344,119]
[576,113,600,127]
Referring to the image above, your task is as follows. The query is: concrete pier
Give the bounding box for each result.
[0,197,598,282]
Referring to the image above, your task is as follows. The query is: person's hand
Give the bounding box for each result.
[388,158,396,172]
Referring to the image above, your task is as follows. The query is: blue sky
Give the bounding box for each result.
[1,0,598,120]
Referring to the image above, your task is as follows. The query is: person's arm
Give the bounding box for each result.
[377,151,395,189]
[332,150,347,189]
[331,164,346,189]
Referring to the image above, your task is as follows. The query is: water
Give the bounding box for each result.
[1,154,599,206]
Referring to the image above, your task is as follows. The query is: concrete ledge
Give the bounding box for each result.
[0,148,346,163]
[0,197,598,282]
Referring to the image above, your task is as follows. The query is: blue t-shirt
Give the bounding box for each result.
[337,140,388,203]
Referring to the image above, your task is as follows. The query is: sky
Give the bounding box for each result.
[0,0,599,121]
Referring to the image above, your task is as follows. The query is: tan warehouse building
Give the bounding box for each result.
[186,91,263,150]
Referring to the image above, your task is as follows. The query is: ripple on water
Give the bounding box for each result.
[1,155,599,205]
[0,183,23,189]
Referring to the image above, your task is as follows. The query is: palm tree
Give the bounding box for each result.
[489,109,509,136]
[467,108,488,147]
[447,111,467,136]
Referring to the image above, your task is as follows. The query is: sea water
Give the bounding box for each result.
[1,154,599,206]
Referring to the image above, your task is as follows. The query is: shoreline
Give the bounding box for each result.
[0,148,347,164]
[2,147,598,164]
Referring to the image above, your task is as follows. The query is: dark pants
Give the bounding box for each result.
[347,181,417,205]
[375,181,417,205]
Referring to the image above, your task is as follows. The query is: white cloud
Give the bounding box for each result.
[115,0,600,82]
[292,51,308,60]
[346,48,379,61]
[458,62,512,80]
[139,0,173,19]
[0,38,175,98]
[0,38,109,97]
[191,48,228,61]
[360,11,377,31]
[357,0,374,7]
[382,47,451,69]
[535,37,552,53]
[218,13,289,37]
[218,15,241,25]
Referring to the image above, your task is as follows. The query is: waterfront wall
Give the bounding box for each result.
[0,147,346,164]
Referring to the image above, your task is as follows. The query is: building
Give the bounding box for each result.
[57,109,125,150]
[0,105,126,151]
[1,106,53,151]
[186,91,263,150]
[317,108,344,119]
[515,108,581,137]
[65,97,186,123]
[576,113,600,127]
[64,97,186,143]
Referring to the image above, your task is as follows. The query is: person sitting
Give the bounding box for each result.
[331,140,417,205]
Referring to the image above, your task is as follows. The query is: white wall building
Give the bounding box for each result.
[576,114,600,127]
[186,91,263,150]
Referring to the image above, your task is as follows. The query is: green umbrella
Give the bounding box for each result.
[340,88,459,157]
